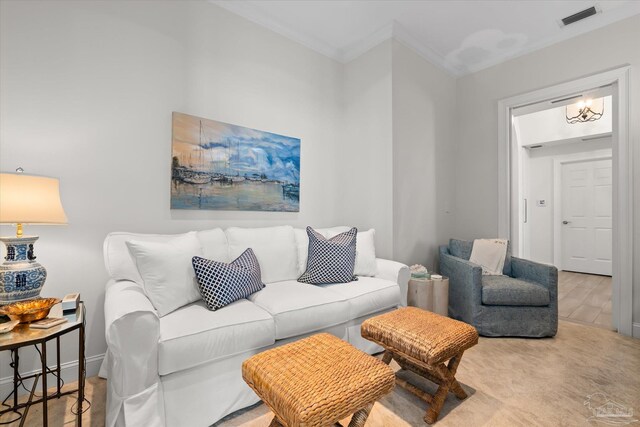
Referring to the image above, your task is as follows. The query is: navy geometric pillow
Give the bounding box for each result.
[298,226,358,285]
[192,248,265,311]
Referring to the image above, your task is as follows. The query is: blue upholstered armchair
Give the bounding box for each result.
[439,239,558,337]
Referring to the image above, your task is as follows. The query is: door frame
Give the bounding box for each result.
[553,154,613,270]
[497,66,633,336]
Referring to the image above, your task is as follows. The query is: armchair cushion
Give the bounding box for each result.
[481,276,550,306]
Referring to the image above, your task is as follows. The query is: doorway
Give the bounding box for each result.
[497,67,633,337]
[560,158,612,276]
[557,156,613,329]
[512,91,614,329]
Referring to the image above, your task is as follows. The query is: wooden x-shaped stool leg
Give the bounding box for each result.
[268,402,374,427]
[382,350,468,424]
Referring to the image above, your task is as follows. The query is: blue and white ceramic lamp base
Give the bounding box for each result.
[0,236,46,304]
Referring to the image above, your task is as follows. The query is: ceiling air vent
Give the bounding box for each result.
[561,6,598,26]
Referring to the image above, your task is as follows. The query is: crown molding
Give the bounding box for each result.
[211,1,461,76]
[211,0,340,60]
[210,0,640,78]
[336,22,394,63]
[338,21,464,76]
[389,22,463,76]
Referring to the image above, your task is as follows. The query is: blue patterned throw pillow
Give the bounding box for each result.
[192,248,265,311]
[298,227,358,285]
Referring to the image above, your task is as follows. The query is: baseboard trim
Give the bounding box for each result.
[0,353,104,397]
[633,322,640,339]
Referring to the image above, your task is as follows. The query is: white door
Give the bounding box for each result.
[561,159,612,275]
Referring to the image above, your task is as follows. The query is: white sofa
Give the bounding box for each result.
[102,225,409,427]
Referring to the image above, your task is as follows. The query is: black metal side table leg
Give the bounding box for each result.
[12,349,19,410]
[56,336,62,396]
[41,342,48,426]
[77,323,85,426]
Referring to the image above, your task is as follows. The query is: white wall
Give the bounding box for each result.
[340,39,459,268]
[0,0,459,384]
[340,40,459,267]
[455,14,640,332]
[525,139,612,264]
[341,40,394,258]
[0,0,347,382]
[391,41,456,269]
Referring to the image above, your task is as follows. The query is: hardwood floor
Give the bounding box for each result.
[558,270,612,329]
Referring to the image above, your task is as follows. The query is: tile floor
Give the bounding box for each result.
[5,321,639,427]
[214,321,640,427]
[558,270,612,329]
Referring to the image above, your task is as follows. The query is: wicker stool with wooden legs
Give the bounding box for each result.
[242,333,395,427]
[361,307,478,424]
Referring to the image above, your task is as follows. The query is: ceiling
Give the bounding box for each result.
[212,1,640,76]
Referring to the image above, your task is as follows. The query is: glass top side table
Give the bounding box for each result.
[0,302,85,426]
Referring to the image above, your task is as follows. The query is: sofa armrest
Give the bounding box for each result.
[104,279,160,399]
[439,247,482,323]
[511,257,558,298]
[375,258,410,306]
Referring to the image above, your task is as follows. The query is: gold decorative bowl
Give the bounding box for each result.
[0,298,62,323]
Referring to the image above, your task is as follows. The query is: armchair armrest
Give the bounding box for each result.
[104,279,162,425]
[375,258,410,306]
[511,257,558,298]
[439,246,482,323]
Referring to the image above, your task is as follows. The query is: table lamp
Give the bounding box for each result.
[0,169,68,304]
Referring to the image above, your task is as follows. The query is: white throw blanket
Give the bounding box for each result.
[469,239,508,275]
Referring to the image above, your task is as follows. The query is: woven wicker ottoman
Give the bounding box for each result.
[361,307,478,424]
[242,333,395,427]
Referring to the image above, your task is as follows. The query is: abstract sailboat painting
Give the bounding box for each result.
[171,112,300,212]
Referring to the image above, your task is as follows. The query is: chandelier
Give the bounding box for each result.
[566,97,604,124]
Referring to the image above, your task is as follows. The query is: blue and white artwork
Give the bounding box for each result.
[171,112,300,212]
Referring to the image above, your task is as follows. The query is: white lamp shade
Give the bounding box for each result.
[0,173,68,224]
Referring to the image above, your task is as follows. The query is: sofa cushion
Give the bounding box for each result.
[324,228,378,277]
[158,299,275,375]
[248,280,350,339]
[321,277,400,319]
[192,249,265,311]
[481,275,550,306]
[104,231,199,283]
[196,228,230,263]
[298,227,358,285]
[294,227,378,277]
[103,229,228,283]
[226,226,298,284]
[126,232,203,317]
[294,227,345,275]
